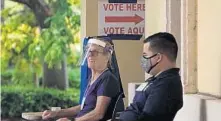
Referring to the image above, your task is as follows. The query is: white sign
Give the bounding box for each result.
[98,0,145,35]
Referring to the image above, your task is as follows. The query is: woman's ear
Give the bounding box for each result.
[106,54,111,64]
[104,55,109,63]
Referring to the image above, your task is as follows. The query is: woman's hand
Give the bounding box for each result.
[42,110,59,120]
[74,118,81,121]
[56,117,71,121]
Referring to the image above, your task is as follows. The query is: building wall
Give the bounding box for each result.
[197,0,221,97]
[145,0,166,36]
[175,0,221,120]
[174,95,221,121]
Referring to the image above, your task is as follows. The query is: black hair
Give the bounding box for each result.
[143,32,178,62]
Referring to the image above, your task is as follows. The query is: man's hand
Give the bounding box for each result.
[56,117,71,121]
[42,110,58,120]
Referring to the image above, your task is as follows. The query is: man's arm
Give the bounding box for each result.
[75,96,111,121]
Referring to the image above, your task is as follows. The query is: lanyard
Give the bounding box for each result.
[81,68,108,110]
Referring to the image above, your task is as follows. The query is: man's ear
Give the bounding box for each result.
[156,53,162,63]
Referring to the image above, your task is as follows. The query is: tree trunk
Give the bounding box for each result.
[1,0,4,22]
[10,0,68,89]
[43,55,68,90]
[33,72,39,87]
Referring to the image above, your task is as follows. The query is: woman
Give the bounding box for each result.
[42,37,124,121]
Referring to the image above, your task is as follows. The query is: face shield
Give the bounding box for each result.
[80,38,113,66]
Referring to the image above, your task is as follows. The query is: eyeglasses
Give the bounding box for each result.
[88,50,104,57]
[143,53,158,59]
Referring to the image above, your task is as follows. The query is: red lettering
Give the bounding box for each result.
[103,4,108,11]
[103,4,125,11]
[105,27,145,34]
[109,27,114,34]
[140,27,144,34]
[119,4,124,11]
[137,4,141,11]
[132,4,136,11]
[126,4,145,11]
[103,27,125,34]
[104,27,109,34]
[120,27,125,34]
[128,27,132,34]
[109,4,114,11]
[115,27,120,33]
[126,4,132,11]
[113,4,118,11]
[113,4,124,11]
[127,27,144,34]
[133,27,138,34]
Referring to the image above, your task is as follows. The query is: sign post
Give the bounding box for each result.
[98,0,145,38]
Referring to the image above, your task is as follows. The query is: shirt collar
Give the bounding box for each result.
[155,68,180,79]
[145,68,180,82]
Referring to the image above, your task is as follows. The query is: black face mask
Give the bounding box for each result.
[141,53,159,73]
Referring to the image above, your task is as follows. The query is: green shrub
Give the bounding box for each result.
[1,69,13,85]
[1,85,80,118]
[1,68,35,86]
[68,67,80,88]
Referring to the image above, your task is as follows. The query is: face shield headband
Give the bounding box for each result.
[80,38,113,66]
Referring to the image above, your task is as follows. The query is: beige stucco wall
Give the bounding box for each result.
[114,40,144,106]
[81,0,145,106]
[174,0,221,120]
[81,0,98,37]
[197,0,221,97]
[145,0,166,36]
[181,0,198,93]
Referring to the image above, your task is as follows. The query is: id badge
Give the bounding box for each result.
[136,82,149,91]
[81,97,86,110]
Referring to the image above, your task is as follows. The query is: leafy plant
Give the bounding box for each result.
[68,67,80,88]
[1,85,80,118]
[1,0,81,86]
[28,0,80,68]
[1,4,42,85]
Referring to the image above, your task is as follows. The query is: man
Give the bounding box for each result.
[119,32,183,121]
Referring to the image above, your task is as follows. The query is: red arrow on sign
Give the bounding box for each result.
[105,14,144,25]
